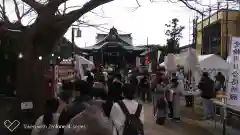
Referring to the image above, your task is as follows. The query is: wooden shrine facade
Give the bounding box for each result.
[79,27,144,68]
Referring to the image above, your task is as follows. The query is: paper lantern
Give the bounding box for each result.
[145,56,149,65]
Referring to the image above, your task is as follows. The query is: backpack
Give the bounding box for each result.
[117,101,144,135]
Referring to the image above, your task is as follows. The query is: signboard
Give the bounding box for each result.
[227,37,240,106]
[21,102,33,110]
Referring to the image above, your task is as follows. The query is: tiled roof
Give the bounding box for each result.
[80,28,144,51]
[83,42,143,51]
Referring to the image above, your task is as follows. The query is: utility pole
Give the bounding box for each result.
[71,27,75,67]
[189,17,191,45]
[146,37,149,46]
[225,1,229,59]
[217,2,220,20]
[193,16,198,49]
[201,8,204,55]
[208,7,211,53]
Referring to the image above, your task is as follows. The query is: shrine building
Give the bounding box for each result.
[79,27,145,68]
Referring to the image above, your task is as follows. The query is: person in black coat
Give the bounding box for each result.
[198,72,215,119]
[129,74,139,96]
[86,71,94,86]
[102,80,123,117]
[214,72,225,92]
[139,76,150,102]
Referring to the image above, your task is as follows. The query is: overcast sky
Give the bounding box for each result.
[5,0,238,47]
[65,0,198,47]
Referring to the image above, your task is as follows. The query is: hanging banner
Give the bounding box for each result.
[136,57,140,67]
[89,56,94,63]
[148,62,152,73]
[227,37,240,106]
[75,55,85,80]
[157,50,161,63]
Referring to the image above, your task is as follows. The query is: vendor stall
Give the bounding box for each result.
[197,54,229,80]
[211,98,240,135]
[160,54,229,84]
[75,55,95,70]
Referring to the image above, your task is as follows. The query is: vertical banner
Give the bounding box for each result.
[136,57,140,67]
[89,56,94,63]
[157,50,161,63]
[75,55,84,80]
[148,62,152,72]
[227,37,240,106]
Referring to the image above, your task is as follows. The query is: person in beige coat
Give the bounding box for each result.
[171,78,184,121]
[64,101,112,135]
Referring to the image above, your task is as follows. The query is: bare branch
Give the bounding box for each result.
[21,8,35,19]
[22,0,44,12]
[13,0,21,20]
[59,5,83,15]
[148,0,205,16]
[27,17,37,25]
[63,0,114,25]
[62,2,67,14]
[177,0,205,16]
[89,11,111,18]
[60,5,111,19]
[0,0,10,22]
[76,20,109,33]
[46,0,68,14]
[135,0,141,7]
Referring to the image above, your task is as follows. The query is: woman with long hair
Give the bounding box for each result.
[32,98,59,135]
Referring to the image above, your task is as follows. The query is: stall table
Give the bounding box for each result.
[183,90,201,112]
[211,98,240,135]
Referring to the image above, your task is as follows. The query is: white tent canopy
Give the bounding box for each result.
[75,55,95,69]
[74,55,95,80]
[160,56,184,67]
[179,48,196,57]
[196,54,229,84]
[160,53,229,85]
[160,54,229,70]
[198,54,229,70]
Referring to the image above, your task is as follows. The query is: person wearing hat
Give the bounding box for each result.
[198,72,215,119]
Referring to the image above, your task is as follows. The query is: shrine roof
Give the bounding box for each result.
[80,27,144,51]
[83,41,143,51]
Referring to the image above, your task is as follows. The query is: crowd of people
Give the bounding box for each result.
[32,69,144,135]
[31,65,226,135]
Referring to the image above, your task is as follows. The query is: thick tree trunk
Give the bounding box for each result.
[16,42,50,120]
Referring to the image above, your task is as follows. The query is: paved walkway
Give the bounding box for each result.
[143,103,217,135]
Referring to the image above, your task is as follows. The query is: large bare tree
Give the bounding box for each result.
[0,0,204,116]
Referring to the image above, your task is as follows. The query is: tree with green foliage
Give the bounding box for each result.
[165,18,185,53]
